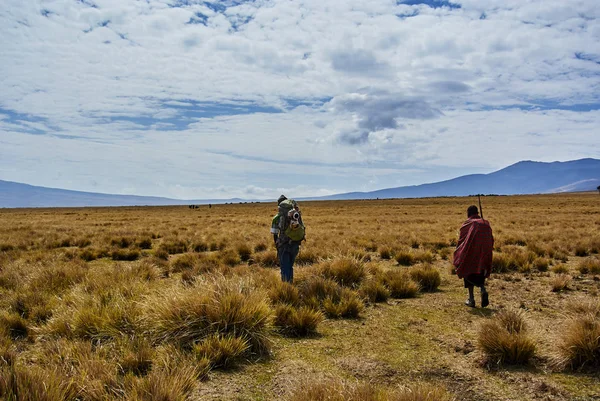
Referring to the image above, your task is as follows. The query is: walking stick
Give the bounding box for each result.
[478,194,484,219]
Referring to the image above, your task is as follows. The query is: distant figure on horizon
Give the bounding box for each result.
[453,205,494,308]
[271,194,305,283]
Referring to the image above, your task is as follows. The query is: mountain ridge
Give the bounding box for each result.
[1,158,599,207]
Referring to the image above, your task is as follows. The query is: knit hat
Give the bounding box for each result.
[277,194,287,205]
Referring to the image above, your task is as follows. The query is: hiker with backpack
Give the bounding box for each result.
[270,195,305,283]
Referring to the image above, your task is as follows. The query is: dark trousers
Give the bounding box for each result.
[278,243,299,283]
[464,273,486,289]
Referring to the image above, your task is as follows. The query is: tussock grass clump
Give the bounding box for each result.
[219,250,241,267]
[30,261,87,294]
[395,250,416,266]
[288,378,453,401]
[256,250,279,267]
[273,304,323,337]
[321,257,366,287]
[409,264,441,292]
[236,244,252,262]
[158,239,188,255]
[533,257,550,272]
[119,339,155,376]
[478,309,536,366]
[269,281,300,306]
[254,242,268,253]
[551,274,572,292]
[111,249,141,261]
[574,244,589,257]
[383,270,420,299]
[137,237,153,249]
[170,253,197,272]
[578,257,600,275]
[111,236,134,248]
[0,364,77,401]
[379,246,393,260]
[192,240,208,252]
[0,313,29,340]
[555,314,600,371]
[193,333,249,369]
[552,264,569,274]
[295,249,319,265]
[359,278,390,303]
[322,289,364,318]
[126,348,207,401]
[298,277,364,318]
[144,277,273,355]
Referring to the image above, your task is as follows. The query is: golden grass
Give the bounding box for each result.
[478,309,536,366]
[0,193,599,399]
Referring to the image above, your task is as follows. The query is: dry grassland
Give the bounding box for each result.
[0,193,599,400]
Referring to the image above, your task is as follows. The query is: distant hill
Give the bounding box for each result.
[0,180,242,208]
[1,158,598,207]
[316,158,600,200]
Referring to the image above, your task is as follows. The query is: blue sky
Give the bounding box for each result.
[1,0,599,199]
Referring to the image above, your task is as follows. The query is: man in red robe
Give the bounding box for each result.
[453,205,494,308]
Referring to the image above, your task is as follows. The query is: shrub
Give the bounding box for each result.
[578,258,600,275]
[359,278,390,303]
[409,265,441,292]
[478,310,536,365]
[193,334,249,369]
[551,275,571,292]
[555,315,600,370]
[321,257,366,287]
[236,244,252,262]
[273,304,323,337]
[384,271,420,299]
[395,250,415,266]
[111,249,140,261]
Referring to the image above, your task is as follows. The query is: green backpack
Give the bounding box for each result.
[278,199,305,242]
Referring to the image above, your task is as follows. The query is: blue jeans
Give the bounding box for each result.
[278,243,299,283]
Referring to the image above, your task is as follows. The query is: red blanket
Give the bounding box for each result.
[453,216,494,278]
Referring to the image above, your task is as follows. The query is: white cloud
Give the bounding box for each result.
[0,0,599,199]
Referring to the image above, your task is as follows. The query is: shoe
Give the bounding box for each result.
[481,292,489,308]
[465,299,476,307]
